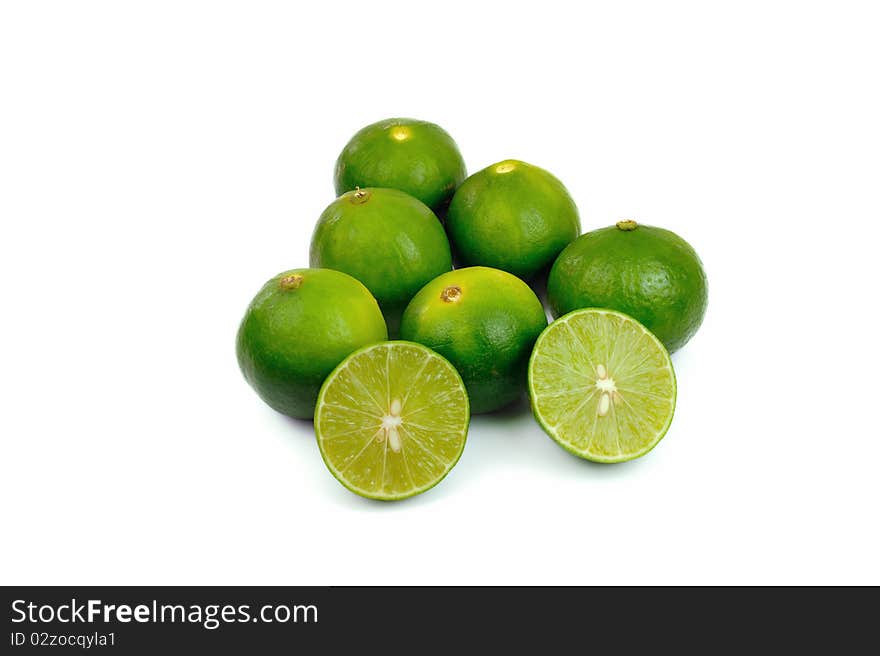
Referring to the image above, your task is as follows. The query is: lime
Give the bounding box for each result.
[528,308,676,463]
[445,159,580,280]
[310,187,452,335]
[547,220,708,353]
[334,118,467,214]
[315,341,469,501]
[236,268,387,419]
[400,267,547,413]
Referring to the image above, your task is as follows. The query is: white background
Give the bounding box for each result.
[2,1,878,585]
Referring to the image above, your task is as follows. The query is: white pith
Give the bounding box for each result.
[595,376,616,393]
[594,362,617,416]
[379,399,404,453]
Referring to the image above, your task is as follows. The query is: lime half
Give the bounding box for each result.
[528,309,676,463]
[315,341,469,500]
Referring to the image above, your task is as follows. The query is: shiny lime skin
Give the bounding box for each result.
[236,268,387,418]
[547,221,708,353]
[334,118,467,214]
[400,267,547,413]
[310,188,452,335]
[445,160,580,281]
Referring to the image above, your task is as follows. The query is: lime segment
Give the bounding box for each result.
[528,309,676,463]
[315,341,469,500]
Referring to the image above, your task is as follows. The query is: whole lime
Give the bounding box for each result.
[310,187,452,335]
[400,266,547,413]
[334,118,467,214]
[236,268,387,418]
[445,159,580,280]
[547,220,708,352]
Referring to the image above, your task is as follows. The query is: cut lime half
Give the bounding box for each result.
[528,309,676,463]
[315,341,469,500]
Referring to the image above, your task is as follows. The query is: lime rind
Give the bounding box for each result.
[315,341,469,501]
[528,308,676,463]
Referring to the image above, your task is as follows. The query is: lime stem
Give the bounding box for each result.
[440,286,462,303]
[279,273,304,290]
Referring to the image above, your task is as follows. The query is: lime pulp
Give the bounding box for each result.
[528,309,676,463]
[315,341,469,500]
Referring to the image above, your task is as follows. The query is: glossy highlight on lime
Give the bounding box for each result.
[315,341,469,501]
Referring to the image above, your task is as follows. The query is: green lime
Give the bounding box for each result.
[310,187,452,335]
[547,220,708,353]
[236,268,387,419]
[400,266,547,413]
[334,118,467,214]
[445,159,581,280]
[315,341,469,501]
[529,308,676,463]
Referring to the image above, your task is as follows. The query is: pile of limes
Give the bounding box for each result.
[237,118,708,500]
